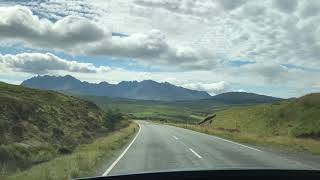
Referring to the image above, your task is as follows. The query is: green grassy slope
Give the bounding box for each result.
[156,93,320,154]
[211,93,320,138]
[79,95,203,123]
[79,92,282,123]
[0,82,107,174]
[79,95,236,123]
[5,123,138,180]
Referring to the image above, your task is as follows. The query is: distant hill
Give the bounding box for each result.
[170,92,284,111]
[21,75,211,101]
[0,81,105,173]
[209,92,284,104]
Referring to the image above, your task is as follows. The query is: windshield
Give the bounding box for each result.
[1,0,320,179]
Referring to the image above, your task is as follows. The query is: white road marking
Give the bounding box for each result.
[213,136,263,152]
[189,148,202,159]
[173,135,179,140]
[167,123,263,152]
[102,123,141,176]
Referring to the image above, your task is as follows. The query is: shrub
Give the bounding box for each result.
[0,122,7,144]
[103,109,123,131]
[11,124,25,141]
[52,128,64,137]
[58,147,72,154]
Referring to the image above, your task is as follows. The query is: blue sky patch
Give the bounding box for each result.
[229,60,255,66]
[282,64,319,72]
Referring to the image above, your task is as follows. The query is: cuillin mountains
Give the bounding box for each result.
[21,75,211,101]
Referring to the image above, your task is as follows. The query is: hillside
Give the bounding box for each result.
[165,92,284,113]
[79,92,283,123]
[210,92,283,104]
[0,81,106,174]
[210,93,320,138]
[21,75,211,101]
[158,93,320,155]
[79,95,201,123]
[172,91,283,106]
[79,94,251,123]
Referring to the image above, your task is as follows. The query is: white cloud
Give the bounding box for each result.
[4,1,319,73]
[0,52,111,74]
[299,0,320,18]
[217,0,246,10]
[83,29,218,70]
[182,81,230,95]
[0,6,106,48]
[133,0,221,16]
[133,0,245,14]
[273,0,298,13]
[238,62,291,84]
[0,5,217,70]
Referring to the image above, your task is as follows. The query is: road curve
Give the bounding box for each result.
[105,121,320,176]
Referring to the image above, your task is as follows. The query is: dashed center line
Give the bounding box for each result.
[189,148,202,159]
[171,135,202,160]
[173,135,179,140]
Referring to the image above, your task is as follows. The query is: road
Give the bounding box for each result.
[104,121,320,176]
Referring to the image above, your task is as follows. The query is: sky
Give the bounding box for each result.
[0,0,320,98]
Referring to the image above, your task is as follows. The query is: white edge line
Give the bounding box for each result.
[102,123,141,176]
[173,135,178,140]
[213,136,263,152]
[171,124,263,152]
[189,148,202,159]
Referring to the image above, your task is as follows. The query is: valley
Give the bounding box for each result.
[1,76,320,179]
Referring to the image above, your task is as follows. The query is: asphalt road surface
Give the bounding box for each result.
[104,121,320,176]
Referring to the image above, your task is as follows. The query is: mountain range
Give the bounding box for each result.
[21,75,211,101]
[21,75,284,103]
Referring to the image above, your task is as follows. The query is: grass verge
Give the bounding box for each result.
[157,122,320,155]
[3,122,139,180]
